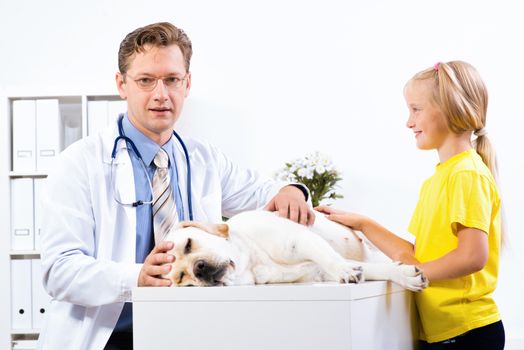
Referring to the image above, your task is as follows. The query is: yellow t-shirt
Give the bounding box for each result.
[408,149,501,343]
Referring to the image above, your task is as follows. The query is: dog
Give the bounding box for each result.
[162,210,428,291]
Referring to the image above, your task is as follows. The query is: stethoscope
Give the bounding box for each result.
[110,114,194,220]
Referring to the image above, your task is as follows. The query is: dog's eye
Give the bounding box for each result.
[178,272,185,284]
[184,238,192,254]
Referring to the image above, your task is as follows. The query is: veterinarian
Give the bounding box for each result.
[37,22,313,350]
[317,61,504,349]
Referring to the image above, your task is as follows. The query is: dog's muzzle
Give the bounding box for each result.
[193,260,228,286]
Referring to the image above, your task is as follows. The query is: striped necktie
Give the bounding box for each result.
[152,148,177,244]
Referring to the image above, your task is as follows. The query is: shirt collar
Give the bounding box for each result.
[122,114,175,166]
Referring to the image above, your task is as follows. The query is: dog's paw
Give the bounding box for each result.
[327,262,364,284]
[390,263,428,292]
[252,265,273,284]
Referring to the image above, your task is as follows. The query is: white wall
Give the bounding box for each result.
[1,0,523,346]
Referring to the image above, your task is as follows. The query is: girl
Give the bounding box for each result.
[317,61,504,349]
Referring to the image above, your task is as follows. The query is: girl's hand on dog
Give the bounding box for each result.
[315,206,369,232]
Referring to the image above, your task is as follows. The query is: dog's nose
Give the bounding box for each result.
[193,260,226,284]
[193,260,213,280]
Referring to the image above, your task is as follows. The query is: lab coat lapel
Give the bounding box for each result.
[172,133,190,221]
[112,146,136,208]
[101,126,136,261]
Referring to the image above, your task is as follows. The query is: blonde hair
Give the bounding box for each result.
[410,61,498,179]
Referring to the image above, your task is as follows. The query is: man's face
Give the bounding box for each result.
[116,44,191,145]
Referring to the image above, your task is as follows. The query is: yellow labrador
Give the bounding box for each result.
[162,210,427,291]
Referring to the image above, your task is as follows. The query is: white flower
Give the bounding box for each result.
[275,151,343,207]
[276,168,293,181]
[297,167,312,179]
[306,159,315,168]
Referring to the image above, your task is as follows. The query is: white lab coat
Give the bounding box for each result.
[37,122,287,350]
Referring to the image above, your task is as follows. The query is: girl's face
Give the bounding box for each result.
[404,80,450,151]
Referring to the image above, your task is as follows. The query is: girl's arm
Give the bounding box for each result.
[315,207,489,282]
[416,224,488,281]
[315,206,416,261]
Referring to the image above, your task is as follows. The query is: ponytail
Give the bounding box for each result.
[474,131,499,181]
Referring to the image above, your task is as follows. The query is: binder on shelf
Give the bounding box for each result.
[11,178,35,251]
[12,339,38,350]
[87,100,108,136]
[12,100,37,172]
[31,259,52,330]
[107,100,127,126]
[11,259,32,330]
[62,102,83,149]
[33,178,46,251]
[88,99,127,136]
[36,99,61,173]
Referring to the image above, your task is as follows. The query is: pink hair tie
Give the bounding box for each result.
[434,62,441,71]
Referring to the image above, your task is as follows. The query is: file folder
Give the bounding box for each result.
[36,99,61,173]
[87,100,108,136]
[33,178,46,251]
[12,100,36,172]
[62,101,83,149]
[31,259,52,330]
[10,178,35,250]
[11,259,32,330]
[12,339,37,350]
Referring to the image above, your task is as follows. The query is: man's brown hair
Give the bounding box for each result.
[118,22,193,74]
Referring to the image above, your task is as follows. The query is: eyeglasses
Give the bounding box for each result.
[125,73,189,91]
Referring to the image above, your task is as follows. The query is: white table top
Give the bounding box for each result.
[133,280,406,302]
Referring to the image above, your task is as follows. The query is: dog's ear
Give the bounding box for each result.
[214,223,229,238]
[179,221,229,239]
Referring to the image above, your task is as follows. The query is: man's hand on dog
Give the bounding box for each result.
[264,185,315,226]
[138,241,175,287]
